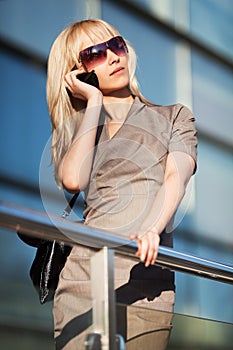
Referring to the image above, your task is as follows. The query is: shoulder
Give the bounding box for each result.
[146,102,194,122]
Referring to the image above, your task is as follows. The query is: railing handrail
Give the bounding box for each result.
[0,200,232,284]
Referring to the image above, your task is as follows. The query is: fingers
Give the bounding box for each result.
[131,231,160,267]
[65,69,81,87]
[65,69,91,100]
[142,232,159,267]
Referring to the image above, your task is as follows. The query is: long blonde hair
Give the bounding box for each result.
[46,19,152,185]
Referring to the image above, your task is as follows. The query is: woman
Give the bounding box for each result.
[46,19,197,349]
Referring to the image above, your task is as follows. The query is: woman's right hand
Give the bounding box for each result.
[60,69,103,192]
[64,69,102,101]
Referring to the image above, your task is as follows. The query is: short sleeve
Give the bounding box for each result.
[168,104,197,172]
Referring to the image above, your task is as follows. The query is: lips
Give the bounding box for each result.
[110,67,124,76]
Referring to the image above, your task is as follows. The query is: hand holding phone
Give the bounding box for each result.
[76,70,99,89]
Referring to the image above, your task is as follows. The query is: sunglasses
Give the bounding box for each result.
[79,36,128,70]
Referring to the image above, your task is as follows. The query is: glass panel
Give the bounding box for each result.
[0,51,49,186]
[174,271,233,325]
[170,309,233,349]
[192,51,233,145]
[190,0,233,60]
[125,0,189,30]
[121,302,233,349]
[123,0,233,60]
[0,0,90,187]
[192,139,233,245]
[0,282,54,350]
[0,228,93,350]
[0,229,54,350]
[0,0,87,56]
[0,282,94,350]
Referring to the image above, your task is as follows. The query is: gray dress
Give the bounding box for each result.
[53,98,197,349]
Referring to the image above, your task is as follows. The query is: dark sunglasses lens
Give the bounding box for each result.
[109,37,127,56]
[81,45,106,69]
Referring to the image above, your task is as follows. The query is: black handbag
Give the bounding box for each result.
[17,192,79,304]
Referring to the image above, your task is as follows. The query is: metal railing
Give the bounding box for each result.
[0,201,232,284]
[0,200,233,349]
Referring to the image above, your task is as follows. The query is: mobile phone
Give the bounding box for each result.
[76,70,99,89]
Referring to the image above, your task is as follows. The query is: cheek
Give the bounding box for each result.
[93,67,105,87]
[98,76,110,89]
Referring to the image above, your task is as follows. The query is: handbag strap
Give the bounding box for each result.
[62,191,80,218]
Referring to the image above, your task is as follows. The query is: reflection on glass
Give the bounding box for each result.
[124,302,233,350]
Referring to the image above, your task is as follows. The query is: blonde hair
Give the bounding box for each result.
[46,19,152,185]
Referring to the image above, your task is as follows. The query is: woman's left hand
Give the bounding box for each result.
[130,230,160,267]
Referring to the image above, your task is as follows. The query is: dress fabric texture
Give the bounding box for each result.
[53,98,197,349]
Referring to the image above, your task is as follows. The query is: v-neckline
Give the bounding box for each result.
[104,98,136,141]
[106,118,125,140]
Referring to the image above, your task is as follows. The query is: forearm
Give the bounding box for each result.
[141,151,195,236]
[60,93,103,192]
[133,152,194,267]
[141,173,185,236]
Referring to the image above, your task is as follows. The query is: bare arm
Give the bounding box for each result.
[59,69,103,192]
[131,151,196,266]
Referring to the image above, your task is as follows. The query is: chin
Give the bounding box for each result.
[100,74,129,89]
[101,82,130,95]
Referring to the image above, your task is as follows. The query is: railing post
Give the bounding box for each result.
[85,247,125,350]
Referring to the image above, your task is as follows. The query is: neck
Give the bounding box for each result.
[103,89,134,121]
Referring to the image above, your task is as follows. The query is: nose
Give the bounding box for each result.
[107,48,120,65]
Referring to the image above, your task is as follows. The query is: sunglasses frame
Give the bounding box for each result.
[79,36,128,70]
